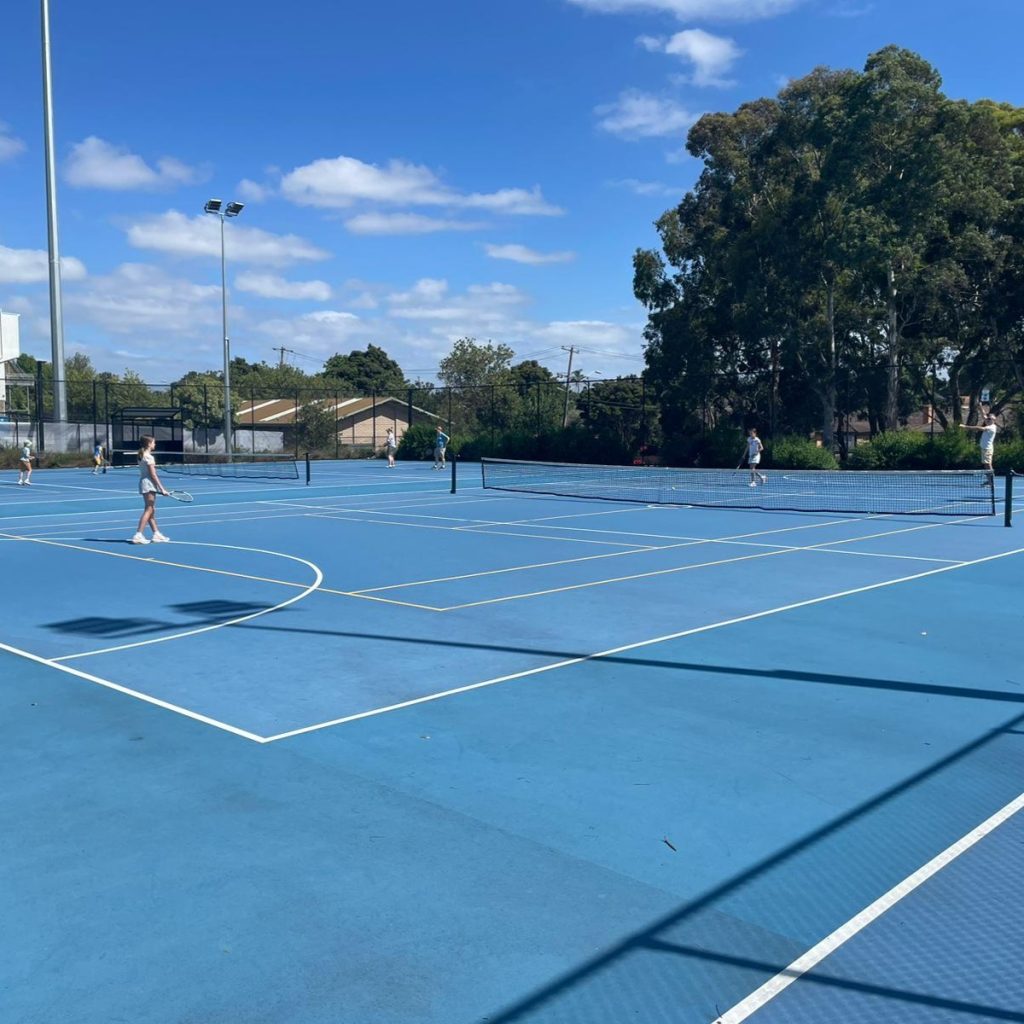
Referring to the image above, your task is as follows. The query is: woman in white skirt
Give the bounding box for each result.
[130,435,170,544]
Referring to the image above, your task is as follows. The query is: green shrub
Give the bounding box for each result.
[846,428,1010,471]
[994,439,1024,474]
[770,435,839,470]
[846,430,928,469]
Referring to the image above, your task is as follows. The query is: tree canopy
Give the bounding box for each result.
[635,46,1024,451]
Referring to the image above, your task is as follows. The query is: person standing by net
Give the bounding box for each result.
[385,427,397,468]
[963,412,998,486]
[743,428,768,487]
[130,435,170,545]
[433,426,450,470]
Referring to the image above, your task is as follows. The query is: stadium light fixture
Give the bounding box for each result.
[203,198,245,459]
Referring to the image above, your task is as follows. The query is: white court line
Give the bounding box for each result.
[48,541,324,661]
[354,518,966,595]
[307,511,656,548]
[0,477,451,511]
[0,639,267,743]
[0,531,326,659]
[262,543,1024,742]
[1,529,439,612]
[711,790,1024,1023]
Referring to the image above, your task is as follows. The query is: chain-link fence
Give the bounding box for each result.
[3,364,1019,465]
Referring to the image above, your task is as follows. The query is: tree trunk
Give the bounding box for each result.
[822,279,837,447]
[884,263,900,431]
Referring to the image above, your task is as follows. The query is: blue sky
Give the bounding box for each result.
[1,0,1022,383]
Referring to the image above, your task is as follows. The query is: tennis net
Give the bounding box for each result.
[480,458,998,517]
[158,452,303,481]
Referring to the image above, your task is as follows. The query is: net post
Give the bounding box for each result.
[1005,471,1014,528]
[450,454,457,495]
[305,452,311,486]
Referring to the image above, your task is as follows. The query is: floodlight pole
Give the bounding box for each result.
[40,0,67,423]
[219,213,231,460]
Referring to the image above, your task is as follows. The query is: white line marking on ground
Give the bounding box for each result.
[263,544,1024,740]
[711,791,1024,1023]
[0,532,325,660]
[0,639,267,743]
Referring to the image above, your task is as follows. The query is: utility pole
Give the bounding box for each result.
[273,346,288,368]
[561,346,576,428]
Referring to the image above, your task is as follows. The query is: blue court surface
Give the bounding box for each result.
[2,459,1022,1024]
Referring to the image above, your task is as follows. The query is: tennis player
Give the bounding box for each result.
[963,413,998,480]
[385,427,397,468]
[744,428,767,487]
[91,440,105,475]
[130,435,170,544]
[433,426,450,470]
[16,439,33,486]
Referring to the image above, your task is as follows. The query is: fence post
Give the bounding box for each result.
[294,391,300,457]
[35,361,45,451]
[447,387,452,433]
[407,387,413,434]
[371,390,377,454]
[336,390,341,459]
[92,380,98,446]
[490,385,496,449]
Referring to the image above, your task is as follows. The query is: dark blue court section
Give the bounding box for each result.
[745,809,1024,1024]
[1,461,1022,1023]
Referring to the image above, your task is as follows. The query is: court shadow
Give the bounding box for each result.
[44,600,272,638]
[475,709,1024,1023]
[234,623,1024,706]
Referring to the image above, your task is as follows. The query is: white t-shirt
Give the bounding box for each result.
[747,436,763,461]
[20,444,31,461]
[980,423,997,452]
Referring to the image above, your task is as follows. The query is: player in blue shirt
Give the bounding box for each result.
[433,427,450,470]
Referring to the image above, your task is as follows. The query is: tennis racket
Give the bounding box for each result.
[165,489,194,503]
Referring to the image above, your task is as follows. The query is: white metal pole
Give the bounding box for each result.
[220,214,232,460]
[40,0,67,424]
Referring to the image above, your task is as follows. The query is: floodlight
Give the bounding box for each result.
[225,201,245,217]
[204,198,223,214]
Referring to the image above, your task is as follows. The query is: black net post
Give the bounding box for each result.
[450,454,457,494]
[305,452,311,486]
[1006,471,1014,528]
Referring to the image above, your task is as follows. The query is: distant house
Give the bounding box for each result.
[231,394,439,448]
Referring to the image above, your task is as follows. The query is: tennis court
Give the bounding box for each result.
[2,457,1022,1024]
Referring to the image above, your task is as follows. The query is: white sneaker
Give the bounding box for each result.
[151,532,170,543]
[130,532,150,545]
[749,481,757,488]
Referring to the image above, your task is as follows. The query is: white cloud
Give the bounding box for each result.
[256,310,365,355]
[64,137,203,190]
[596,90,700,139]
[67,263,221,335]
[345,212,486,235]
[566,0,803,21]
[0,123,26,163]
[609,178,683,197]
[234,273,333,301]
[642,29,743,87]
[237,178,274,202]
[125,211,330,266]
[280,155,562,215]
[484,243,576,265]
[0,244,87,283]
